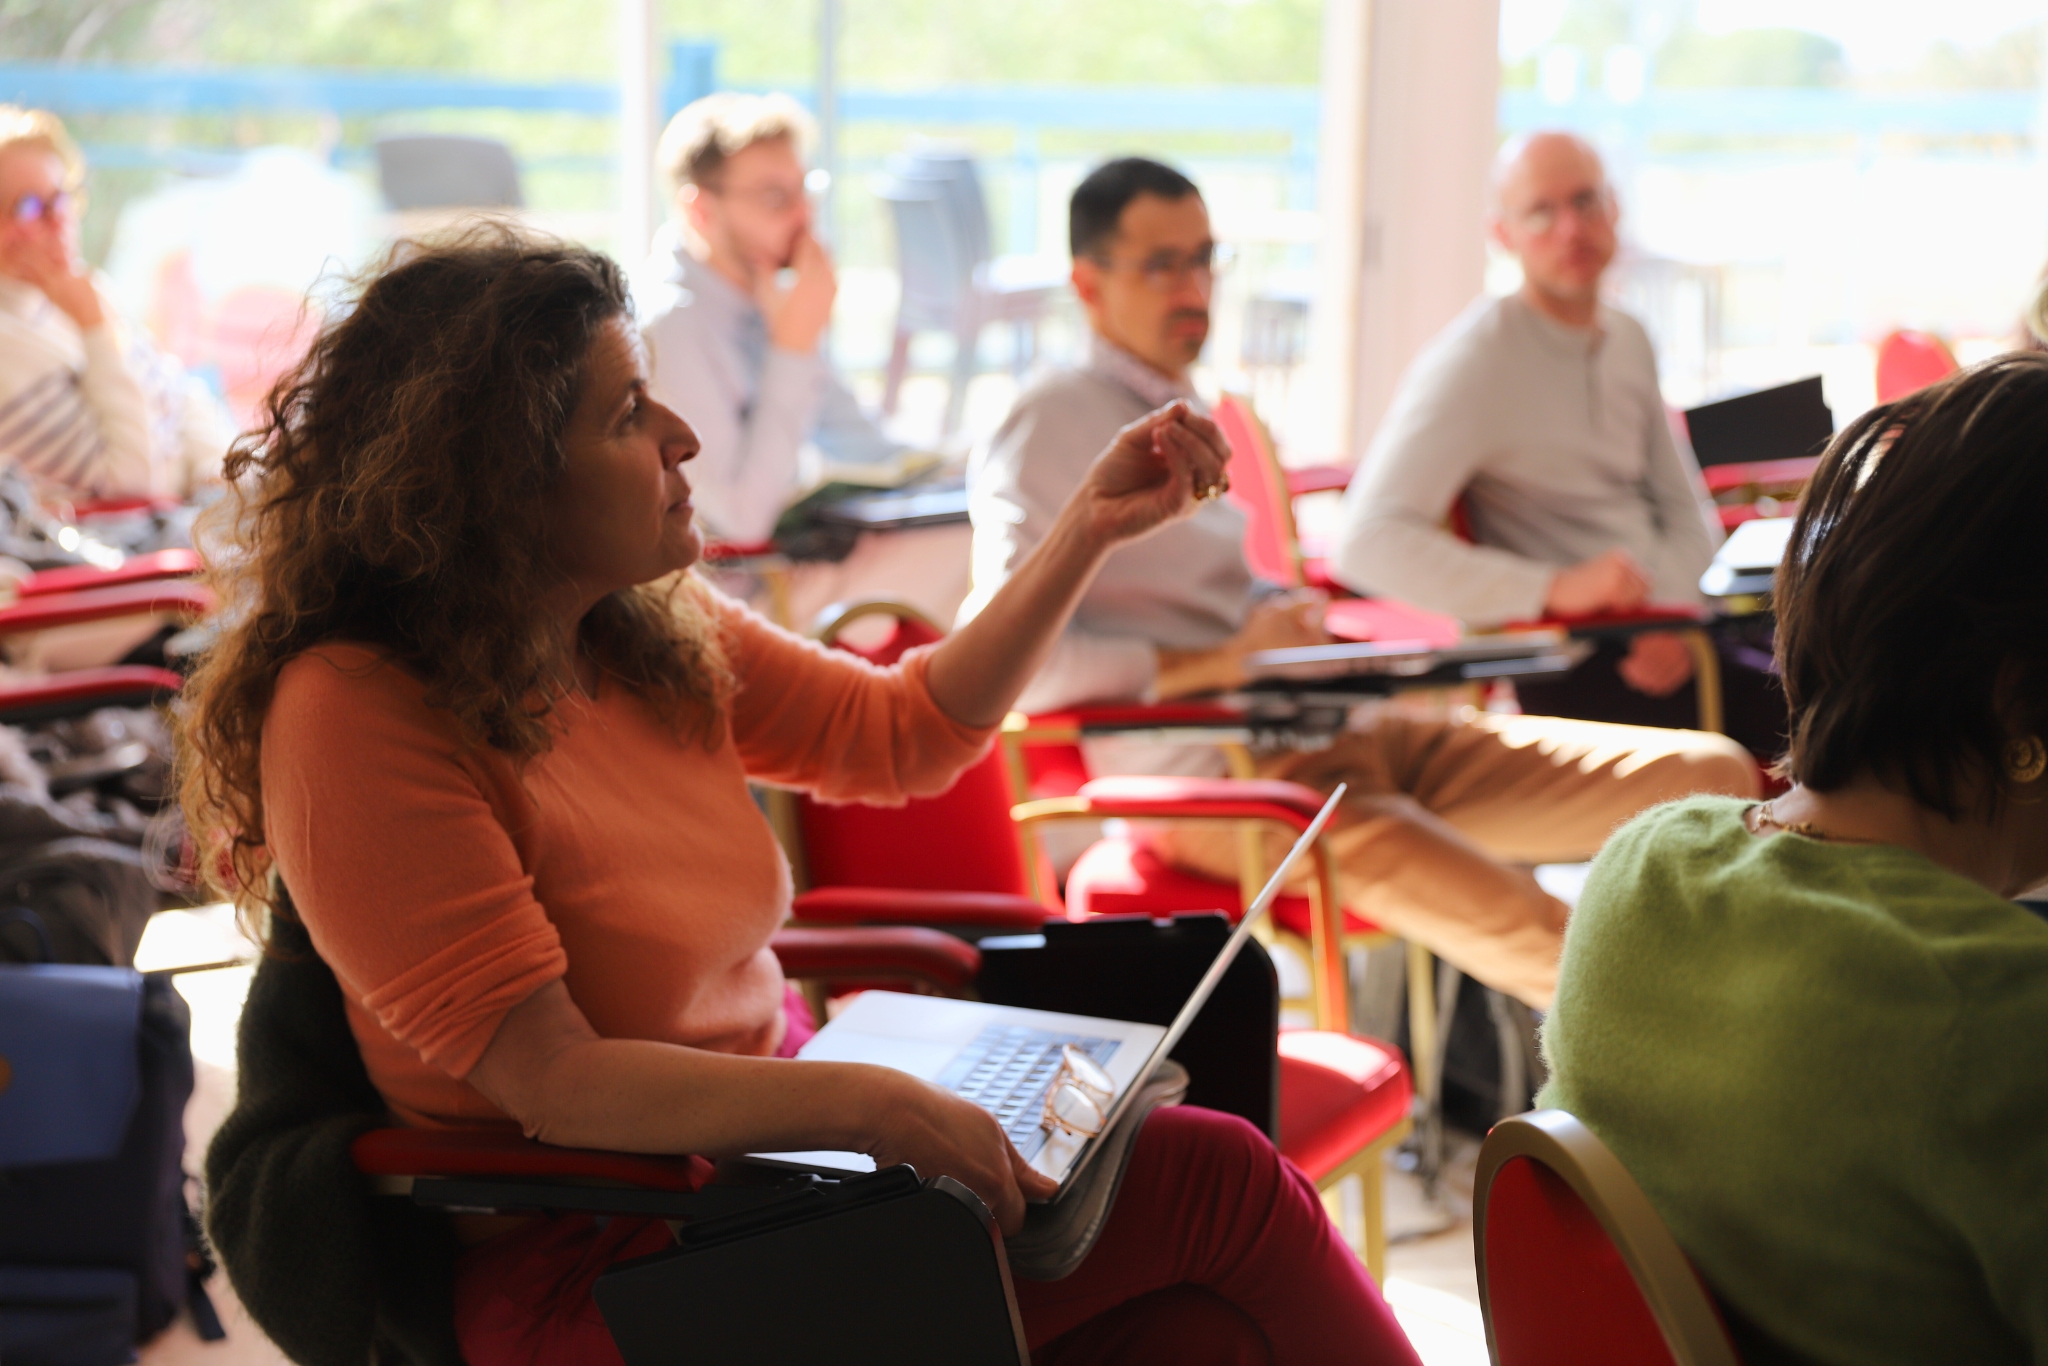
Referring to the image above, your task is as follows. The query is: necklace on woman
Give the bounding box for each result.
[1751,798,1876,844]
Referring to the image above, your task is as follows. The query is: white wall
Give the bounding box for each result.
[1309,0,1501,460]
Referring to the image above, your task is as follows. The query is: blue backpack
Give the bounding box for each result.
[0,950,222,1364]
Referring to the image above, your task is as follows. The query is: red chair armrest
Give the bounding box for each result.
[16,550,203,599]
[0,580,215,635]
[1700,456,1820,495]
[1024,701,1245,732]
[350,1127,714,1191]
[1284,465,1352,497]
[770,925,982,994]
[1070,776,1329,829]
[703,539,781,562]
[71,496,182,519]
[791,887,1051,932]
[1502,605,1706,637]
[0,665,182,723]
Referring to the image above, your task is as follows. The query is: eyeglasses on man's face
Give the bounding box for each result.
[702,167,827,217]
[1094,241,1233,294]
[1511,186,1614,239]
[7,189,71,228]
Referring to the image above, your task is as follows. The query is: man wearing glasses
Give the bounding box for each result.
[1330,132,1723,718]
[962,157,1755,1010]
[0,106,224,498]
[638,92,908,548]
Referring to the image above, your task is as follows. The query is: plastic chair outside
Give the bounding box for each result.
[875,157,1062,441]
[1475,1110,1742,1366]
[373,135,524,210]
[1874,329,1958,405]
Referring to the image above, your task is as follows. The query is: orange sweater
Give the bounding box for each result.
[259,589,992,1130]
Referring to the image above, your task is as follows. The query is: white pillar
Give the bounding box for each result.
[1302,0,1374,461]
[617,0,658,265]
[815,0,842,244]
[1308,0,1501,461]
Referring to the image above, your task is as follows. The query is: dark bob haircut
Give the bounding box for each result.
[1069,156,1200,261]
[1775,351,2048,818]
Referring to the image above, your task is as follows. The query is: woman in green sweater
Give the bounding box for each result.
[1539,352,2048,1366]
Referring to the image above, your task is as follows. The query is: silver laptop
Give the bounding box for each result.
[752,785,1346,1193]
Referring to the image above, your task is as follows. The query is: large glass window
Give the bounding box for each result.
[1500,0,2048,416]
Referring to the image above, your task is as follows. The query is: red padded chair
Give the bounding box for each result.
[1475,1109,1742,1366]
[14,549,202,599]
[1875,329,1959,405]
[788,599,1049,938]
[0,578,214,678]
[1213,393,1354,595]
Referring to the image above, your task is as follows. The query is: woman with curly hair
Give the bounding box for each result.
[179,226,1420,1366]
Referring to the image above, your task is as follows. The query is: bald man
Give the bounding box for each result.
[1330,133,1728,725]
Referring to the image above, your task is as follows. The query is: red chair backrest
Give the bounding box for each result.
[1214,394,1301,589]
[794,612,1030,895]
[1477,1111,1743,1366]
[1484,1155,1683,1365]
[1875,330,1959,405]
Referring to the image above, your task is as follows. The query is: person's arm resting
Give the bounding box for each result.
[1329,356,1555,626]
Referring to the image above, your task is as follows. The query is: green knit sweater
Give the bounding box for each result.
[1539,796,2048,1366]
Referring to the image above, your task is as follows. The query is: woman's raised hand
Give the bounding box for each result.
[1073,401,1233,548]
[861,1070,1058,1235]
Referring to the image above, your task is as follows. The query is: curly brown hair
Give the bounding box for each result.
[177,225,730,914]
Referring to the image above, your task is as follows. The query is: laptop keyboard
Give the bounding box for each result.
[935,1025,1121,1160]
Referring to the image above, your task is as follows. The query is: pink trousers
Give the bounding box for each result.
[452,993,1419,1365]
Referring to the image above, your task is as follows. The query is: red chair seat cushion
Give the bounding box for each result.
[1064,835,1382,937]
[1323,598,1463,648]
[1276,1030,1412,1182]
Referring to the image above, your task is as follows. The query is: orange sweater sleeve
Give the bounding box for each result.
[714,591,996,803]
[259,645,568,1078]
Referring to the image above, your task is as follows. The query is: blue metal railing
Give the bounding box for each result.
[3,47,2037,256]
[1500,87,2043,140]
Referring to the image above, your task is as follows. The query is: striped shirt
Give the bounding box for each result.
[0,276,159,497]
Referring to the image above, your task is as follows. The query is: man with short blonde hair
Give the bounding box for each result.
[637,92,903,548]
[655,91,815,199]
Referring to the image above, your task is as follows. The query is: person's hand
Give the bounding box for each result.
[1234,590,1331,657]
[1617,630,1696,697]
[760,230,837,355]
[1156,589,1331,698]
[862,1071,1057,1235]
[1071,401,1231,549]
[1,234,103,331]
[1544,548,1650,619]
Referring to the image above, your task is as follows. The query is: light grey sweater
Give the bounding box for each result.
[636,227,902,544]
[959,336,1259,715]
[1330,293,1719,627]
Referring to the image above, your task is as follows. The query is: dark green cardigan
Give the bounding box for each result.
[203,911,463,1366]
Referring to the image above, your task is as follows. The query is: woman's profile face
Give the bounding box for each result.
[548,313,704,602]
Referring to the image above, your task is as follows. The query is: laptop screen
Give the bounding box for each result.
[1062,784,1346,1187]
